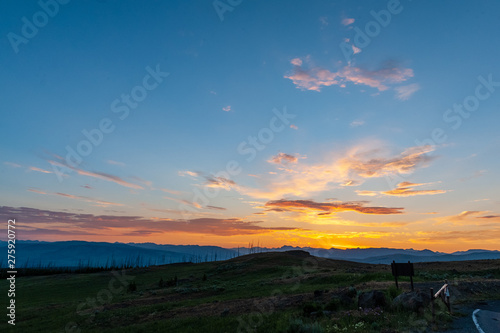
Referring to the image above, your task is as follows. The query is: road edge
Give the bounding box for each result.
[472,309,486,333]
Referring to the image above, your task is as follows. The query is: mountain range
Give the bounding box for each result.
[1,240,499,268]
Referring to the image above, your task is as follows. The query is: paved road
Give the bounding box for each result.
[444,300,500,333]
[472,308,500,333]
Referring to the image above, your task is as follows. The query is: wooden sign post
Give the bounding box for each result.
[391,260,414,291]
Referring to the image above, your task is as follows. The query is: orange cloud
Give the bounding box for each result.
[356,190,378,196]
[241,143,436,200]
[381,181,446,197]
[264,199,404,215]
[340,179,361,186]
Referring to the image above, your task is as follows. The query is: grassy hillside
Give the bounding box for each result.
[2,251,500,332]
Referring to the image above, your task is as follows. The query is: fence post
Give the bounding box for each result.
[392,261,399,289]
[430,288,435,322]
[409,261,414,291]
[444,280,452,314]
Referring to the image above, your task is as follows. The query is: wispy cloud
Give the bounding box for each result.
[264,199,404,215]
[179,170,200,177]
[290,58,303,66]
[350,120,365,127]
[340,145,436,178]
[28,166,52,174]
[342,18,355,26]
[408,228,500,246]
[4,162,21,168]
[48,160,143,190]
[382,181,446,197]
[205,176,237,190]
[0,206,303,237]
[434,210,500,226]
[285,58,414,93]
[395,83,420,100]
[356,181,446,197]
[460,170,487,182]
[164,196,202,209]
[222,105,231,112]
[206,205,227,211]
[319,16,329,27]
[28,188,123,207]
[269,153,299,165]
[290,124,298,130]
[106,160,125,166]
[160,188,184,195]
[130,176,153,188]
[340,180,361,186]
[355,190,378,196]
[27,188,47,195]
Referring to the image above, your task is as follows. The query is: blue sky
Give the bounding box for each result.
[1,0,499,251]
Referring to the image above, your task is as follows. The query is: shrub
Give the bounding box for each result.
[387,284,402,300]
[324,298,340,312]
[347,286,357,298]
[127,281,137,292]
[302,302,322,316]
[164,276,178,287]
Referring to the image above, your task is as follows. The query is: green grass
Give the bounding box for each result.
[2,252,499,332]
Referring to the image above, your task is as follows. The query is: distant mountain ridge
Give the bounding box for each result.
[0,240,498,268]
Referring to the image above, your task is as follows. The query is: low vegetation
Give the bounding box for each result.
[2,251,500,332]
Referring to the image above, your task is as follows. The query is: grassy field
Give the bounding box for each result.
[2,250,500,332]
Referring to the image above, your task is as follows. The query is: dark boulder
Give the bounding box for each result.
[358,290,387,309]
[392,291,431,312]
[330,287,357,308]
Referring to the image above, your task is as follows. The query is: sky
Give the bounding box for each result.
[1,0,499,252]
